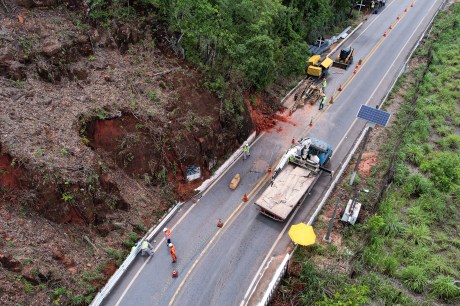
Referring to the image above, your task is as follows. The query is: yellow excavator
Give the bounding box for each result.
[306,55,333,79]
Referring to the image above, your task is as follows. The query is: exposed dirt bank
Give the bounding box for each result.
[0,1,288,304]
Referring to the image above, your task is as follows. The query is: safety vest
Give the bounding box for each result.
[289,156,295,162]
[141,241,149,250]
[371,1,375,8]
[322,80,327,88]
[243,145,249,153]
[321,96,327,104]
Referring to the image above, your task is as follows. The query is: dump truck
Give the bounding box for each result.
[255,137,333,221]
[306,55,333,78]
[332,47,354,70]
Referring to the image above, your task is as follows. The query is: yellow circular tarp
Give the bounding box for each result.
[288,223,316,246]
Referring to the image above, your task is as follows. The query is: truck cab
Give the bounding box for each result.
[307,138,333,166]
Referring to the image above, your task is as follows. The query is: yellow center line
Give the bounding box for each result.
[169,172,272,305]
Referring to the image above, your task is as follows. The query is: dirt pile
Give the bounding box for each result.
[246,94,287,133]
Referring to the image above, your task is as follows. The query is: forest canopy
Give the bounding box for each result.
[89,0,354,90]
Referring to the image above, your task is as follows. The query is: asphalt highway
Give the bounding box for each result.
[100,1,445,305]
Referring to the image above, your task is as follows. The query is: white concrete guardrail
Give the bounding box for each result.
[254,1,447,303]
[90,201,183,306]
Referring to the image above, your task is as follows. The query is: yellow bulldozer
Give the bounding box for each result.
[306,55,333,79]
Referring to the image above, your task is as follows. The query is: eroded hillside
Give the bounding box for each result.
[0,2,260,304]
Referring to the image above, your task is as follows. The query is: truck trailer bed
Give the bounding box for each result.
[255,164,318,221]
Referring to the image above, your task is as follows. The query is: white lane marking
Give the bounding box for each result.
[241,203,301,305]
[114,256,152,306]
[114,203,198,306]
[242,1,439,304]
[336,0,437,151]
[345,0,399,48]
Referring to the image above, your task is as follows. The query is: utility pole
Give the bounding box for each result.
[323,192,342,243]
[349,124,373,185]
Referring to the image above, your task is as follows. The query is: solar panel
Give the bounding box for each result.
[357,105,391,127]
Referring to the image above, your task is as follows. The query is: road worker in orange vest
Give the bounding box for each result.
[163,227,171,244]
[169,243,177,263]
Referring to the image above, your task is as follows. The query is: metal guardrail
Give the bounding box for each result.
[326,22,363,58]
[90,201,184,306]
[196,131,256,193]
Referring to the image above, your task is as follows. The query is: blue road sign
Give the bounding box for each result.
[357,105,391,127]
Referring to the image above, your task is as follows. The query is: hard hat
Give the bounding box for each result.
[168,243,173,247]
[163,228,168,232]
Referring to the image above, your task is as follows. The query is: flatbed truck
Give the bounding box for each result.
[255,137,333,221]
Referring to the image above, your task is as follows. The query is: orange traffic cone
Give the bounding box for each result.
[353,69,357,74]
[243,193,248,202]
[358,59,362,65]
[309,118,313,127]
[329,96,334,104]
[397,16,400,20]
[338,84,343,91]
[291,137,295,144]
[172,270,178,278]
[267,167,272,174]
[404,8,407,12]
[383,32,387,37]
[217,218,223,228]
